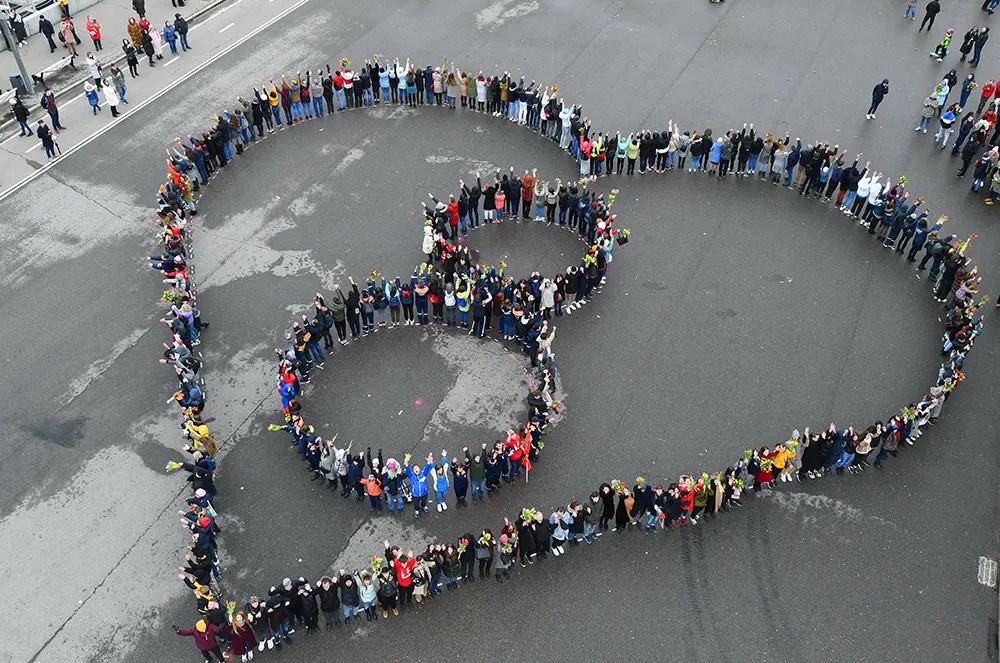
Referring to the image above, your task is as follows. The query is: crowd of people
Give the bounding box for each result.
[141,54,990,663]
[7,3,193,156]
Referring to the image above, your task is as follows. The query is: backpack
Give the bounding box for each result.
[40,94,49,109]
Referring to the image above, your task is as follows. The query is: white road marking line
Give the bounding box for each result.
[164,56,180,67]
[0,0,315,201]
[25,142,40,153]
[219,22,235,33]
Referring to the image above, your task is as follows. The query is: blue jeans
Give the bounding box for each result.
[362,88,373,105]
[313,97,324,116]
[904,4,916,17]
[837,452,855,468]
[459,214,467,232]
[691,155,701,169]
[386,493,404,511]
[166,37,177,54]
[271,106,283,126]
[558,207,567,224]
[335,89,345,109]
[508,458,521,479]
[308,341,324,362]
[222,141,232,160]
[748,153,759,172]
[272,619,289,643]
[583,522,596,539]
[471,479,485,501]
[291,101,303,119]
[342,605,359,619]
[18,120,31,135]
[302,99,313,118]
[434,489,447,505]
[841,190,856,210]
[644,513,657,529]
[44,141,56,158]
[381,85,390,100]
[918,116,932,130]
[179,33,189,50]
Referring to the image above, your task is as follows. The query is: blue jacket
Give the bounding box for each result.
[432,458,450,493]
[163,25,176,41]
[406,464,433,497]
[708,140,723,164]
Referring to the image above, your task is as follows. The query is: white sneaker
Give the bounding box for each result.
[267,639,274,650]
[557,545,565,554]
[259,640,266,652]
[248,650,254,661]
[442,503,447,511]
[437,503,443,513]
[552,547,560,556]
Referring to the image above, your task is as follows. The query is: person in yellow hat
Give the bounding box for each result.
[175,618,224,661]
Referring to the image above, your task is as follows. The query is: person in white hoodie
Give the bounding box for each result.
[860,172,882,221]
[558,103,573,148]
[101,78,119,117]
[853,170,873,217]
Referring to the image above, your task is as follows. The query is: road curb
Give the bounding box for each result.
[0,0,229,135]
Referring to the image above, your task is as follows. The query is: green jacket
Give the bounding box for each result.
[466,449,486,481]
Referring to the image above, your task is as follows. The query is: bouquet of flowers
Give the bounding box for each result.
[583,254,597,266]
[608,188,619,208]
[958,233,978,254]
[226,600,237,619]
[901,405,917,420]
[370,269,380,281]
[165,460,184,473]
[267,424,283,431]
[340,58,351,69]
[520,507,540,522]
[610,479,626,494]
[370,555,383,575]
[616,228,631,245]
[498,260,507,271]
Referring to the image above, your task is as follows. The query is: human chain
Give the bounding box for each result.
[142,55,988,663]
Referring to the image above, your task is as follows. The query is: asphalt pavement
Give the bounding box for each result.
[2,1,999,662]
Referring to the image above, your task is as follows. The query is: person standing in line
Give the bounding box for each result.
[174,14,190,51]
[919,0,941,32]
[38,15,58,53]
[85,15,102,50]
[867,79,889,119]
[905,0,918,19]
[174,620,224,663]
[162,20,177,54]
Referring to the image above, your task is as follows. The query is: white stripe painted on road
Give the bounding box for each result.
[206,0,242,21]
[164,56,180,67]
[0,0,315,202]
[219,22,236,33]
[25,143,40,153]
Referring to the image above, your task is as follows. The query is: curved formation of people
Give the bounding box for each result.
[144,55,988,663]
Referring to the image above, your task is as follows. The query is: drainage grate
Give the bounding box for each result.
[979,556,998,588]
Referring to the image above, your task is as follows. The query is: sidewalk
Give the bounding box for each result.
[1,0,218,103]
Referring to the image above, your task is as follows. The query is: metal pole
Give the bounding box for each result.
[0,7,33,97]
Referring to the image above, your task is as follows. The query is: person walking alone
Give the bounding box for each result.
[867,79,889,119]
[919,0,941,33]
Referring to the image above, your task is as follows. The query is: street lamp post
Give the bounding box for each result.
[0,6,34,97]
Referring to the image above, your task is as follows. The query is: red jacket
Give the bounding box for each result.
[392,556,416,587]
[177,623,220,652]
[447,200,459,226]
[982,82,996,100]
